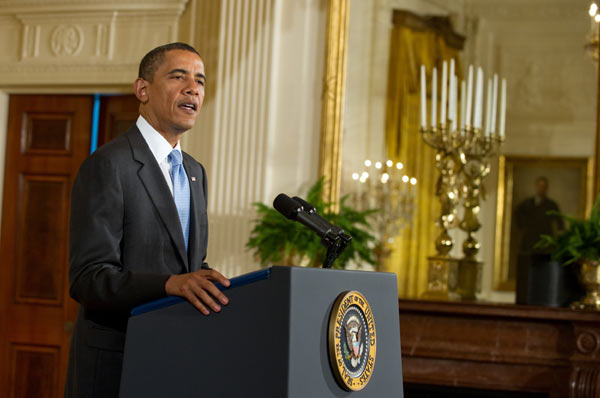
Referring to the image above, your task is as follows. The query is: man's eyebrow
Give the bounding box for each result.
[167,68,206,81]
[167,68,188,75]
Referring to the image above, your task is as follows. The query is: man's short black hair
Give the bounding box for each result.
[138,42,201,82]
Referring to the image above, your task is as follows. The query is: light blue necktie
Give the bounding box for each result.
[168,149,190,251]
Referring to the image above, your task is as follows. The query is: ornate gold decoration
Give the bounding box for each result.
[423,255,459,300]
[328,290,376,391]
[420,125,503,301]
[319,0,349,207]
[456,130,501,300]
[572,259,600,310]
[419,125,463,300]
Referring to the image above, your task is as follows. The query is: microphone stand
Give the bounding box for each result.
[321,230,352,269]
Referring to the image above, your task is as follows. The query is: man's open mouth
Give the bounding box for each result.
[179,102,197,111]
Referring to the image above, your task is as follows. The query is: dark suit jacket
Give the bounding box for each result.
[65,124,209,398]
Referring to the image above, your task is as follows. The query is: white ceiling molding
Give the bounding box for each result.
[0,0,189,87]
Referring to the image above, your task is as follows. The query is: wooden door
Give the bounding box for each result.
[0,95,93,398]
[97,94,139,146]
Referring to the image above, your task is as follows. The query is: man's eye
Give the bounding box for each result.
[197,80,205,86]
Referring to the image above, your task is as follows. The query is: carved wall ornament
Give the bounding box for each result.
[576,330,599,355]
[50,25,83,56]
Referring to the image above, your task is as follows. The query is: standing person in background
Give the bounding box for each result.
[514,176,564,254]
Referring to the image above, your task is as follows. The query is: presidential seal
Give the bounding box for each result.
[328,291,376,391]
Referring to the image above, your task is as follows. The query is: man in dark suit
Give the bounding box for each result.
[514,176,564,253]
[65,42,230,397]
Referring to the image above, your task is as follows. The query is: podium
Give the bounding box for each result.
[119,266,404,397]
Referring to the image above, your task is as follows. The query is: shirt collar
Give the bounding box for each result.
[136,115,181,164]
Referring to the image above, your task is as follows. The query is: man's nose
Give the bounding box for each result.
[184,79,199,95]
[185,84,199,96]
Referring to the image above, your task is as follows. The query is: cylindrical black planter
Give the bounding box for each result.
[516,253,584,307]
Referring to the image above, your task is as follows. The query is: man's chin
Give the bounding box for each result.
[174,119,197,133]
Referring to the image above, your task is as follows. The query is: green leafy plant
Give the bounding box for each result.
[246,179,378,269]
[534,195,600,265]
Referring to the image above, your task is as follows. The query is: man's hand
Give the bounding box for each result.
[165,269,230,315]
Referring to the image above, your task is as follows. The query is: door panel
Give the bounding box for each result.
[9,344,60,398]
[15,175,69,305]
[98,94,139,145]
[0,95,92,398]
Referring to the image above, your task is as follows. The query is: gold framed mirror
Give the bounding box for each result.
[319,0,600,300]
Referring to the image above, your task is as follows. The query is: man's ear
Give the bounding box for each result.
[134,78,149,104]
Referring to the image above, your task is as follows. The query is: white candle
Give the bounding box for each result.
[485,78,492,136]
[491,74,498,135]
[460,79,466,132]
[420,65,426,129]
[466,65,473,127]
[441,61,447,125]
[499,78,507,138]
[432,67,437,127]
[449,59,455,124]
[448,72,455,123]
[451,75,458,132]
[474,67,483,129]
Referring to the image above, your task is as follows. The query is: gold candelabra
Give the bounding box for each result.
[420,60,506,300]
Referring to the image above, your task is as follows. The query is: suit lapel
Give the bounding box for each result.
[127,127,189,271]
[183,156,205,269]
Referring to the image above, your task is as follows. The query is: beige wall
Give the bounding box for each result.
[0,0,326,277]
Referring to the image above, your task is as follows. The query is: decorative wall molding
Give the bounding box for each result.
[0,0,188,87]
[0,0,187,14]
[50,25,84,56]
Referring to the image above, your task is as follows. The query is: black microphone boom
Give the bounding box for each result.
[273,194,333,238]
[273,193,352,269]
[292,196,345,236]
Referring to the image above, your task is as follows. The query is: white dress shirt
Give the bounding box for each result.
[136,115,182,195]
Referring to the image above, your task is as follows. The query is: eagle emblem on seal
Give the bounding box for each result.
[344,315,363,366]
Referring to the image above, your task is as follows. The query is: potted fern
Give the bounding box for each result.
[246,179,378,269]
[535,195,600,309]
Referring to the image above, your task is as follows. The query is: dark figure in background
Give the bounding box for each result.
[514,176,564,253]
[513,177,582,307]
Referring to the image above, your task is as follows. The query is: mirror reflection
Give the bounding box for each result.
[340,0,597,304]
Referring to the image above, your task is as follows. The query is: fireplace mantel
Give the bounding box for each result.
[399,299,600,397]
